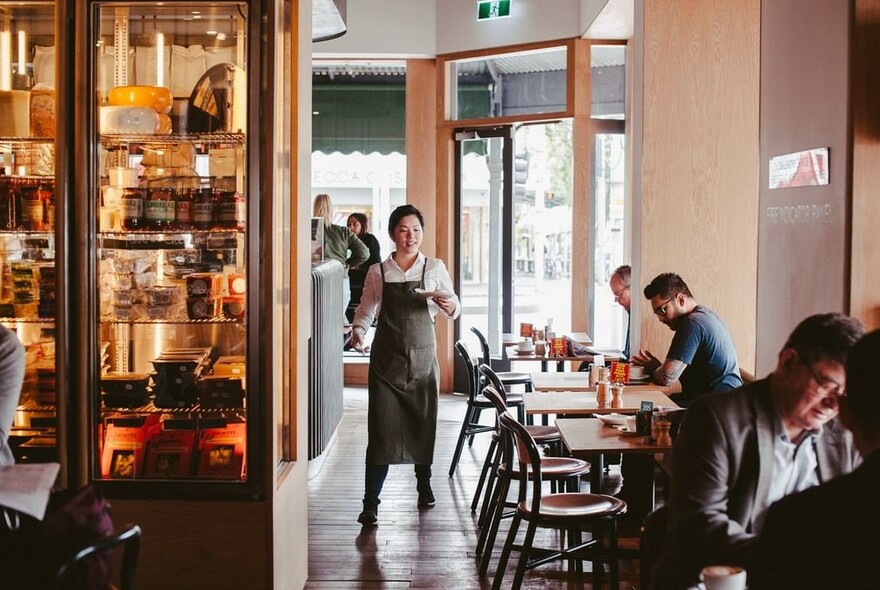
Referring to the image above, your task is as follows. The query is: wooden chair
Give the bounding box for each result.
[55,524,142,590]
[492,413,627,589]
[476,385,591,578]
[472,365,562,518]
[470,326,533,394]
[449,340,524,477]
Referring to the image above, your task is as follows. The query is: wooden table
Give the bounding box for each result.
[522,390,679,417]
[503,331,593,346]
[556,417,673,530]
[529,372,680,395]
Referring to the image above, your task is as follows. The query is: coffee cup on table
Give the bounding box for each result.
[625,416,637,433]
[517,339,534,353]
[700,565,747,590]
[629,365,646,380]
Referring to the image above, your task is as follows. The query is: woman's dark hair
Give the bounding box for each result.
[643,272,693,300]
[347,212,369,236]
[387,205,424,238]
[783,312,864,367]
[844,329,880,424]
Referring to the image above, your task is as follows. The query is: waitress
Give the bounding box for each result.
[350,204,460,527]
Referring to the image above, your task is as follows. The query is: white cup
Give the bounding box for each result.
[517,339,534,353]
[625,416,637,433]
[629,365,646,380]
[700,565,747,590]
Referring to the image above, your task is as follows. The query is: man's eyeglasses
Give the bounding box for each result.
[652,295,677,317]
[612,285,629,302]
[802,359,846,399]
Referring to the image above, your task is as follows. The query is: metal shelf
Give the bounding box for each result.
[100,132,246,148]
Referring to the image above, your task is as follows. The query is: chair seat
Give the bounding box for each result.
[501,457,591,479]
[497,372,532,384]
[519,493,627,523]
[524,424,561,443]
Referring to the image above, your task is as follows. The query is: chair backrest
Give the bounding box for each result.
[55,524,142,590]
[478,364,509,406]
[469,326,492,367]
[639,505,669,590]
[499,411,544,514]
[454,339,479,402]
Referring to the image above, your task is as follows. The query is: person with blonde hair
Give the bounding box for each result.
[313,194,369,321]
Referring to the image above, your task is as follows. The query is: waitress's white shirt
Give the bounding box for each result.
[352,252,461,334]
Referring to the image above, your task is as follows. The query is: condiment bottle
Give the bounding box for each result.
[534,340,546,356]
[596,378,610,408]
[120,187,146,230]
[40,182,54,231]
[610,382,624,408]
[19,181,45,231]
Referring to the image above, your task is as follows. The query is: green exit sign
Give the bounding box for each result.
[477,0,511,20]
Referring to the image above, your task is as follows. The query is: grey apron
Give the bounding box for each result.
[366,260,439,465]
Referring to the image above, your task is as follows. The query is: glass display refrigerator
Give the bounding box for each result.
[67,0,272,500]
[0,2,60,467]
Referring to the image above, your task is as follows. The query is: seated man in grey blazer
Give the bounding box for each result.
[749,328,880,590]
[0,324,25,466]
[650,313,864,590]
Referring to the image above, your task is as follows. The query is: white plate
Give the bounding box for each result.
[513,348,535,355]
[616,426,643,437]
[627,376,651,384]
[413,288,454,299]
[596,413,628,427]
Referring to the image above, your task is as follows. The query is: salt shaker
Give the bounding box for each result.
[596,379,611,408]
[653,416,673,446]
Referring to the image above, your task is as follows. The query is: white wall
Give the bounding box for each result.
[314,0,589,58]
[314,0,437,57]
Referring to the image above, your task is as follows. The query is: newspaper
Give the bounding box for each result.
[0,462,60,521]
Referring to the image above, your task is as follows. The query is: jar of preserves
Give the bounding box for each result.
[175,188,195,230]
[19,181,45,231]
[192,188,217,230]
[121,188,146,230]
[40,181,55,231]
[0,177,17,230]
[217,191,246,230]
[144,187,176,230]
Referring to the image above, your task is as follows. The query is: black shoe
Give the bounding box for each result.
[417,486,436,508]
[357,509,378,526]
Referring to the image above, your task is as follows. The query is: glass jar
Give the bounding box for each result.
[120,188,146,230]
[217,191,246,230]
[19,181,45,231]
[192,188,217,230]
[144,187,176,230]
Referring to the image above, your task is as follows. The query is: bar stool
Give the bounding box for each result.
[449,340,524,477]
[476,386,591,577]
[492,411,627,590]
[470,327,533,394]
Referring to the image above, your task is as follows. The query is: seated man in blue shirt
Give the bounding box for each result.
[633,272,742,405]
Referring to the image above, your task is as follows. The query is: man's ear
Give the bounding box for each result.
[777,348,799,373]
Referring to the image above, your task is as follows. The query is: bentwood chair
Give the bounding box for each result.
[492,412,627,590]
[470,326,533,394]
[472,365,563,518]
[449,340,524,477]
[55,524,142,590]
[476,385,591,578]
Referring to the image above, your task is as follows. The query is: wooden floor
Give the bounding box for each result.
[307,387,640,589]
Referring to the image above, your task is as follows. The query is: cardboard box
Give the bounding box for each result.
[197,422,246,479]
[100,415,160,479]
[144,428,196,478]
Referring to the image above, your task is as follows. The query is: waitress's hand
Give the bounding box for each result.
[350,327,370,353]
[432,296,456,316]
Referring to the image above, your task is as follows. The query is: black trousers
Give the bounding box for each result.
[363,464,432,508]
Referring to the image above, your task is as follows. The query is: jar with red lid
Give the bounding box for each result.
[192,188,217,230]
[121,187,146,230]
[144,187,176,230]
[217,191,246,230]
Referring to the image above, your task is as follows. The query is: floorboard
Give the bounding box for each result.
[307,387,640,589]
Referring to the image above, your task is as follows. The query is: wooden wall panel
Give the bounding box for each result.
[638,0,760,373]
[851,0,880,331]
[571,39,592,334]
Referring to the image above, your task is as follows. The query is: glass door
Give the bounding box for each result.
[0,1,59,466]
[454,126,512,361]
[77,1,257,492]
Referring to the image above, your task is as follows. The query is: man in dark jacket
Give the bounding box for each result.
[749,328,880,590]
[650,313,863,590]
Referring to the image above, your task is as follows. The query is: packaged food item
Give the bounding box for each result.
[221,296,245,321]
